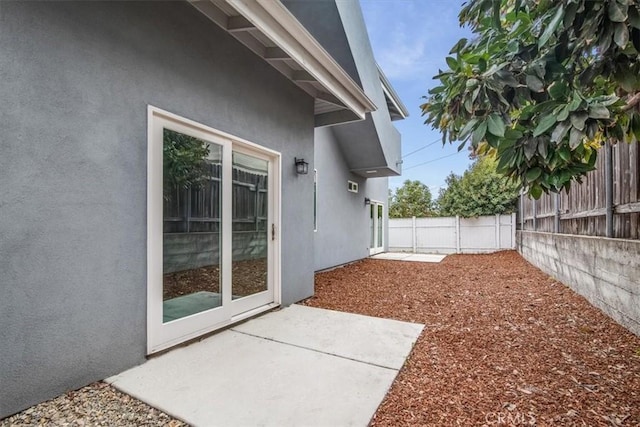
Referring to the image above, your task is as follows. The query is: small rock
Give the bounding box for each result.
[503,403,517,411]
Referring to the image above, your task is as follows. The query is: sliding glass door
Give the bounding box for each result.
[147,107,280,354]
[369,201,384,255]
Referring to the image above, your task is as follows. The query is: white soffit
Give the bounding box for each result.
[190,0,377,124]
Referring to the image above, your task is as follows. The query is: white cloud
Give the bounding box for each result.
[377,30,428,79]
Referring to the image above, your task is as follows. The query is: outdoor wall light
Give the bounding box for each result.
[295,158,309,175]
[364,197,371,205]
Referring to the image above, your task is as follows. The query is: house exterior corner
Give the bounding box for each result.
[0,0,405,418]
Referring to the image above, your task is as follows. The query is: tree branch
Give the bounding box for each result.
[622,92,640,112]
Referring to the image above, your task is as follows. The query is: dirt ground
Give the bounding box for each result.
[303,251,640,426]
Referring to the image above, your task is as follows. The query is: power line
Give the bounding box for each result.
[402,137,442,159]
[403,151,463,171]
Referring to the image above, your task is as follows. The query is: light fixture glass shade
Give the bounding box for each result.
[295,158,309,174]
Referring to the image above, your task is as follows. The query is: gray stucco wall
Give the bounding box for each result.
[314,127,389,271]
[333,0,402,174]
[517,231,640,337]
[0,1,314,418]
[285,0,402,175]
[282,0,360,86]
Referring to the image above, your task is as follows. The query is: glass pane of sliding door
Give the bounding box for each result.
[377,204,383,248]
[369,201,384,255]
[231,151,269,299]
[162,129,222,323]
[370,204,375,248]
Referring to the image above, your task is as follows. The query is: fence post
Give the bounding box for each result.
[455,215,461,254]
[511,212,517,249]
[605,140,614,237]
[186,190,192,233]
[495,214,501,249]
[412,216,417,253]
[520,191,525,230]
[554,192,560,233]
[532,198,537,231]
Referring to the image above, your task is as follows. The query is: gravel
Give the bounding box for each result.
[0,382,186,427]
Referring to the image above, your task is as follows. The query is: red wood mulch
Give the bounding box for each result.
[302,251,640,426]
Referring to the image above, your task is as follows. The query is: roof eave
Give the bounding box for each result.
[377,64,409,120]
[226,0,377,120]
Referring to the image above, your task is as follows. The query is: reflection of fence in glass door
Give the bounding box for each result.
[231,151,268,300]
[162,129,223,323]
[161,131,271,323]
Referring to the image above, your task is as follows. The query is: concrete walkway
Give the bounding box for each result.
[107,305,423,427]
[371,252,447,263]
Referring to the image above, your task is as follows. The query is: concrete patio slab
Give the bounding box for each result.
[372,252,447,263]
[234,304,423,369]
[107,305,423,427]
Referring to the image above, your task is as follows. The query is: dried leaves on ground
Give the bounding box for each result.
[303,251,640,426]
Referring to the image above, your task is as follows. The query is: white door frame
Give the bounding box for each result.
[369,200,385,255]
[146,106,281,354]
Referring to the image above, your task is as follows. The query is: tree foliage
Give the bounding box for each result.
[389,179,433,218]
[436,156,520,217]
[422,0,640,198]
[163,129,211,192]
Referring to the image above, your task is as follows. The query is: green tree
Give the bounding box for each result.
[436,156,520,217]
[163,129,211,192]
[389,180,433,218]
[422,0,640,198]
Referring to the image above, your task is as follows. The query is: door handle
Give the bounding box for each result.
[272,223,276,241]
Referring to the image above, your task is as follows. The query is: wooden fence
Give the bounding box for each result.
[518,141,639,239]
[164,162,268,234]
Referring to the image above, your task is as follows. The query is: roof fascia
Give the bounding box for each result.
[226,0,377,120]
[377,64,409,119]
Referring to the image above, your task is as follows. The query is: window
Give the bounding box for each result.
[347,180,359,193]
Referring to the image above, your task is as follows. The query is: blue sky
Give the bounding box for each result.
[360,0,473,195]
